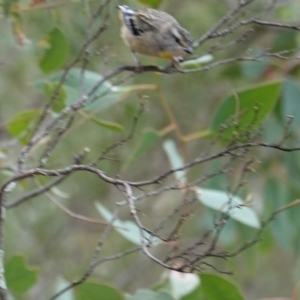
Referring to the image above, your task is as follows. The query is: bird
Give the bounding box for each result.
[117,5,193,68]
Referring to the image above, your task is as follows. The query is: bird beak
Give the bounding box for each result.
[117,5,127,12]
[185,46,193,54]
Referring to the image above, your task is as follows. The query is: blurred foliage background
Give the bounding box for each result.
[1,0,300,299]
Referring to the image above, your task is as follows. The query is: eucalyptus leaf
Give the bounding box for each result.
[123,130,160,169]
[180,55,213,70]
[39,28,70,73]
[163,140,186,184]
[211,81,282,140]
[282,79,300,129]
[91,117,124,132]
[95,202,158,245]
[54,277,74,300]
[137,0,162,8]
[7,110,40,144]
[43,82,67,112]
[5,255,39,293]
[34,69,155,112]
[76,281,124,300]
[169,271,200,299]
[127,289,174,300]
[200,274,244,300]
[194,188,260,228]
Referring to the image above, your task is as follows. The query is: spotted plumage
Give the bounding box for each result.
[118,5,193,65]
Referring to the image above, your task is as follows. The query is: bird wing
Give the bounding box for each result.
[127,8,180,36]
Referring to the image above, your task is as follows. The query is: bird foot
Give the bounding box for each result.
[171,57,183,70]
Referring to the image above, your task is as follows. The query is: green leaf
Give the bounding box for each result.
[76,281,124,300]
[211,81,282,140]
[95,202,158,245]
[200,274,244,300]
[123,130,160,169]
[264,178,293,251]
[179,55,214,70]
[39,28,69,73]
[43,82,67,113]
[5,255,39,293]
[163,140,186,184]
[7,110,40,144]
[194,188,260,228]
[137,0,162,8]
[272,30,297,52]
[34,69,155,111]
[7,110,39,137]
[91,117,123,132]
[127,289,174,300]
[2,0,18,16]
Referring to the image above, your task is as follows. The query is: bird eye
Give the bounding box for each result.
[172,34,181,45]
[127,17,143,36]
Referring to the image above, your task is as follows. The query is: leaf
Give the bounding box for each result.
[5,255,39,293]
[241,58,269,80]
[7,110,39,137]
[2,0,18,16]
[7,110,40,144]
[34,69,156,111]
[153,272,201,300]
[43,82,67,113]
[54,277,74,300]
[282,151,300,197]
[39,28,70,73]
[240,48,269,80]
[75,281,124,300]
[200,274,245,300]
[194,188,260,228]
[180,275,203,300]
[127,289,174,300]
[272,30,297,52]
[179,55,214,70]
[264,178,293,251]
[137,0,162,8]
[95,202,158,245]
[123,130,160,169]
[241,60,268,80]
[163,140,186,184]
[169,271,200,299]
[256,298,291,300]
[282,79,300,129]
[91,117,123,132]
[211,81,282,140]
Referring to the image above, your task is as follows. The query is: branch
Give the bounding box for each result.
[194,0,255,47]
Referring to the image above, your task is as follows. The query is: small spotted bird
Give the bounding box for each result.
[117,5,193,66]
